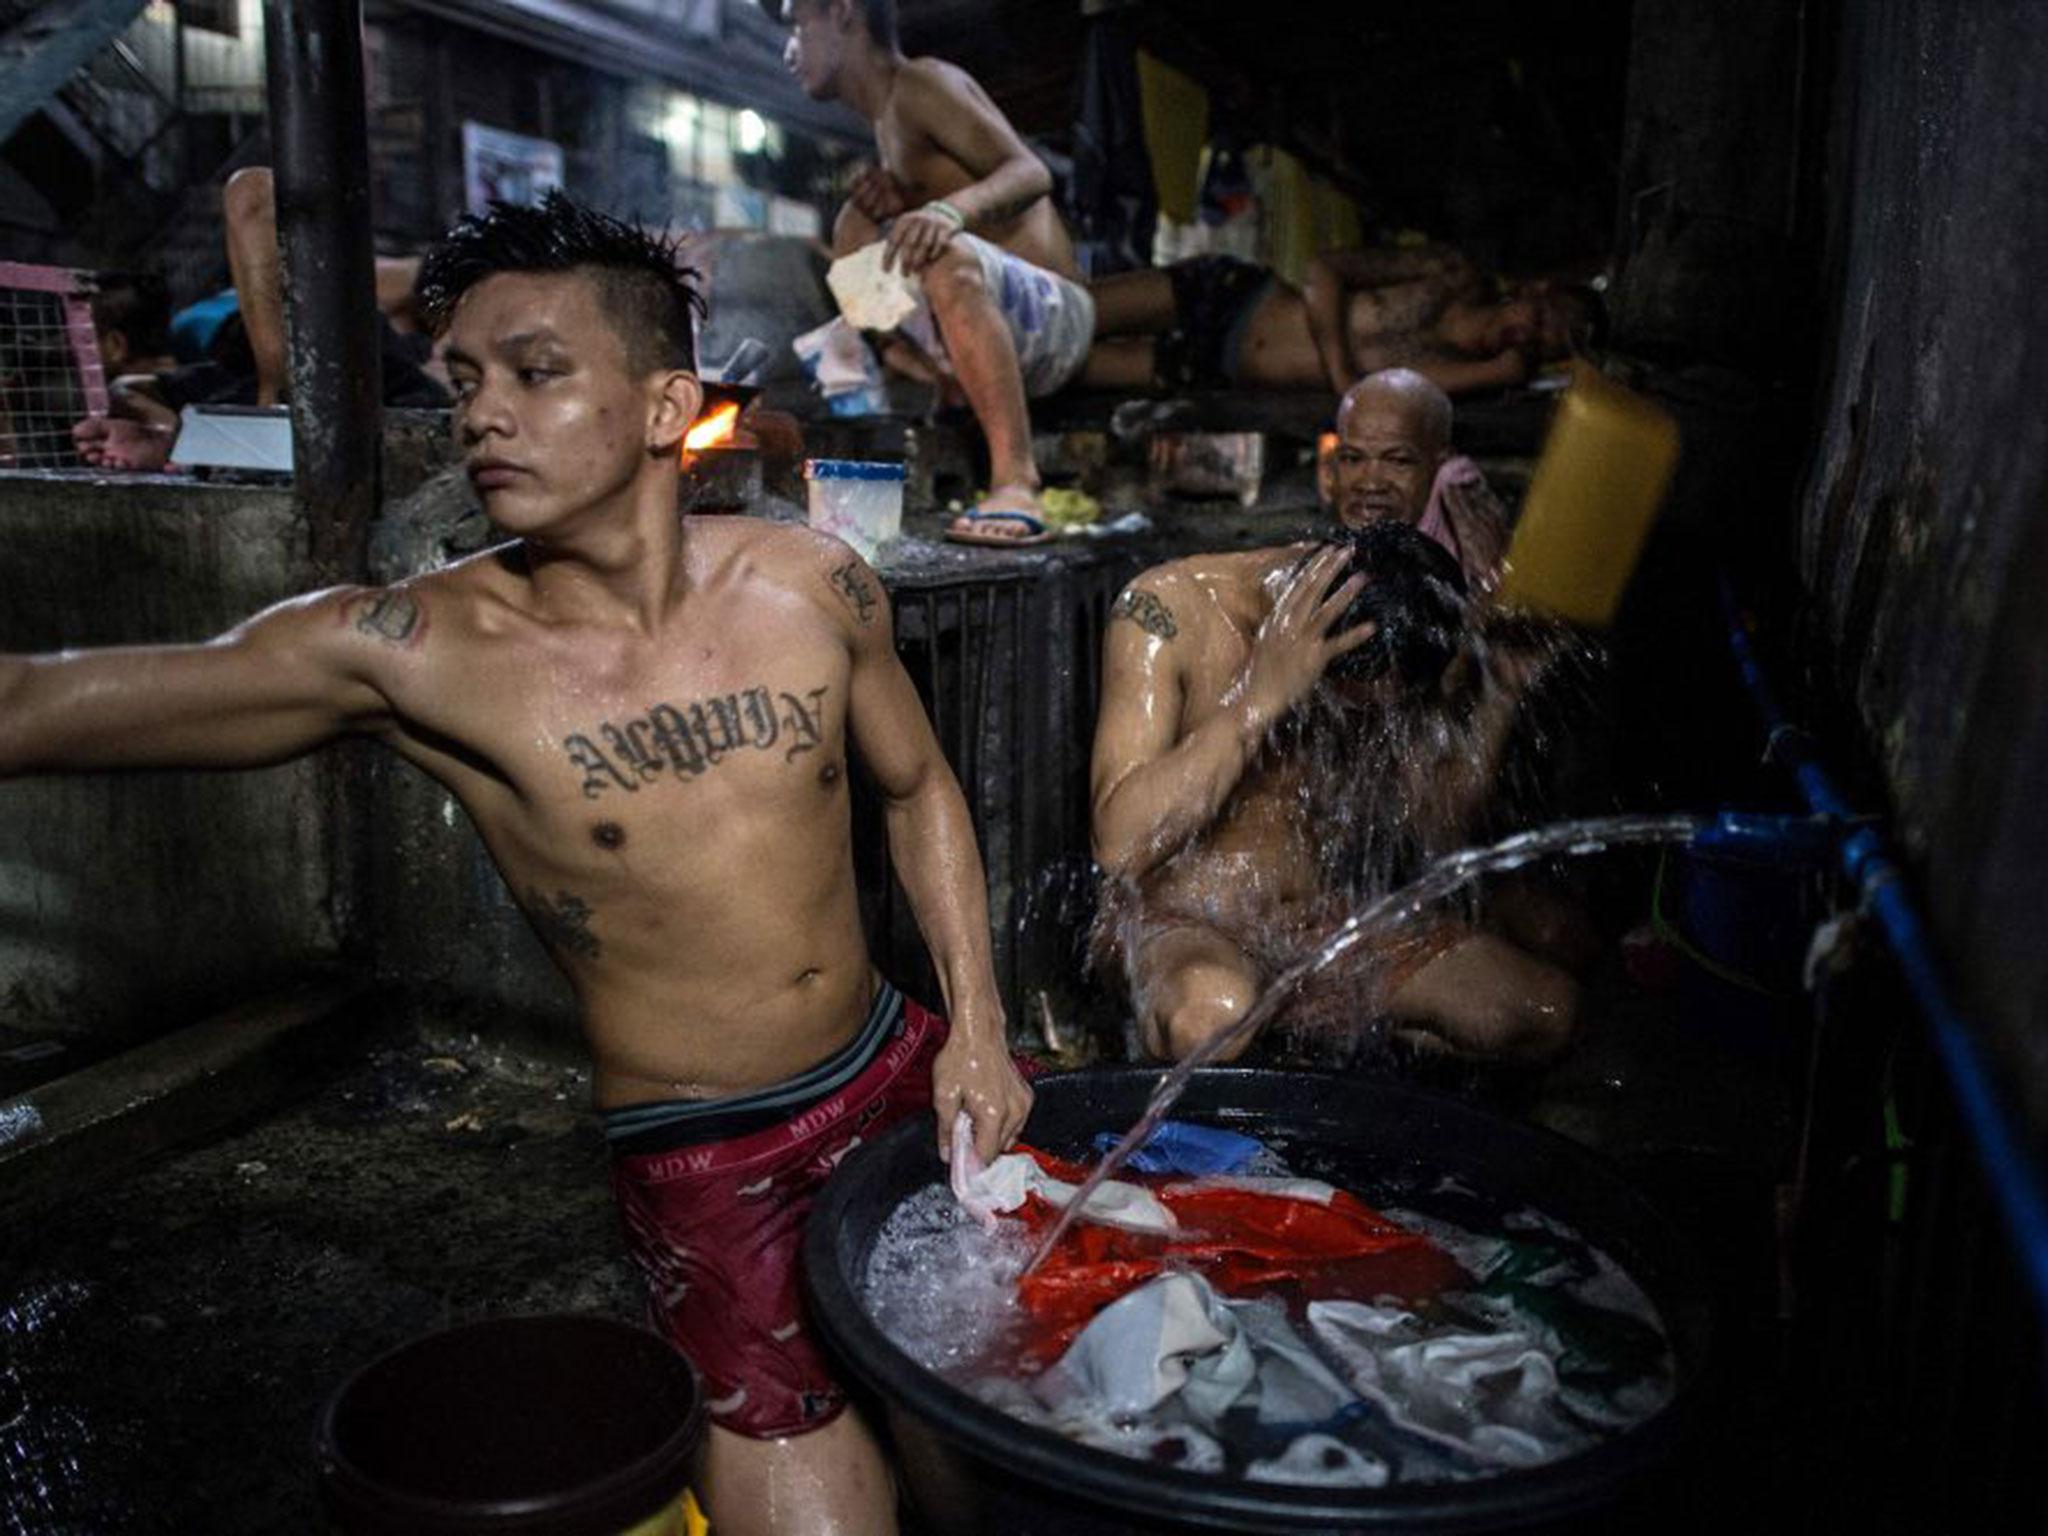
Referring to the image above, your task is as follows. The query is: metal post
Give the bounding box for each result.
[172,0,188,190]
[261,0,381,579]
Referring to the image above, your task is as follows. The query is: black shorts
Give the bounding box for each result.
[1152,255,1278,390]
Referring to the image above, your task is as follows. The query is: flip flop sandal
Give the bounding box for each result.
[944,508,1054,547]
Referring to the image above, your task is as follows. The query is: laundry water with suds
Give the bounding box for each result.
[863,1118,1677,1488]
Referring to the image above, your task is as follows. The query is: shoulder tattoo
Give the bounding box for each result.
[1113,589,1178,640]
[828,559,880,626]
[525,887,600,960]
[345,589,426,647]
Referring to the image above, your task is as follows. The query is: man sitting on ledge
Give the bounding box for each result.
[766,0,1095,547]
[1089,368,1593,1064]
[13,191,1030,1536]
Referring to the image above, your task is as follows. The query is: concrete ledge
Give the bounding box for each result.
[1032,386,1559,455]
[0,972,379,1218]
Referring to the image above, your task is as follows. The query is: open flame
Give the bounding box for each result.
[683,400,742,453]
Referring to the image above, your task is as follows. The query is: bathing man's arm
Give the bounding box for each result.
[879,60,1053,276]
[827,547,1032,1165]
[1415,611,1566,846]
[1090,548,1376,881]
[0,586,410,779]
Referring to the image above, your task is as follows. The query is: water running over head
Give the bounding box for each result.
[1029,811,1706,1275]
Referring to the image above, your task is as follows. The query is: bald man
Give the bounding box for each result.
[1089,369,1586,1064]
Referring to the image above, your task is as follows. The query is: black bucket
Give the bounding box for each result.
[804,1069,1714,1536]
[315,1313,705,1535]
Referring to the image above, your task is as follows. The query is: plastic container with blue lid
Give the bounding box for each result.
[804,459,907,482]
[804,460,905,560]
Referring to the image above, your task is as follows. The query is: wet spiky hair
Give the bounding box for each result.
[415,191,705,374]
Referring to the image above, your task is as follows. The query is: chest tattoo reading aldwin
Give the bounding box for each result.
[563,684,831,799]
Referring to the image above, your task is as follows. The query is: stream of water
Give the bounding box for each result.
[1024,811,1707,1275]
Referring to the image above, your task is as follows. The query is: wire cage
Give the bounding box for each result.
[0,262,109,469]
[856,552,1141,1039]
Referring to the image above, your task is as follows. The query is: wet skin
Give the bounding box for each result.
[1091,373,1573,1062]
[1,267,1031,1536]
[1,269,1031,1146]
[425,275,878,1102]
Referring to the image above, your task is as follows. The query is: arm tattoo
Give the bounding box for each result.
[563,683,831,799]
[525,888,600,959]
[1113,590,1178,640]
[346,590,426,647]
[829,560,880,626]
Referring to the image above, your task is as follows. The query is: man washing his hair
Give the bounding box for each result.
[1090,368,1592,1066]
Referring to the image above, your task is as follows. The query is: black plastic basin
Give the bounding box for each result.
[804,1068,1714,1535]
[315,1313,705,1535]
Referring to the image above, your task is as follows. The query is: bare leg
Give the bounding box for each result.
[1386,932,1579,1061]
[698,1410,898,1536]
[834,205,1041,522]
[832,199,879,259]
[222,166,287,407]
[1078,335,1159,389]
[1129,923,1262,1062]
[921,239,1039,499]
[1086,267,1179,336]
[1485,878,1600,972]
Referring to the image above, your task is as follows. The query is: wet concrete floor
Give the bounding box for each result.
[0,946,1798,1536]
[1,1014,639,1536]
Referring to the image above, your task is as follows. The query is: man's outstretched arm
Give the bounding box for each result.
[1090,552,1375,880]
[830,547,1031,1164]
[0,587,401,778]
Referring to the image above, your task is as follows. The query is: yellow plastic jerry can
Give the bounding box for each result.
[1496,362,1681,626]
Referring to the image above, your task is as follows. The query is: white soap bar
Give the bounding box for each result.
[826,240,923,332]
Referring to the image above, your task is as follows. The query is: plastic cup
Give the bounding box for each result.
[805,458,905,562]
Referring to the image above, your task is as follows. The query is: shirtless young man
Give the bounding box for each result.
[7,193,1030,1536]
[765,0,1095,545]
[1090,369,1585,1064]
[1083,245,1592,399]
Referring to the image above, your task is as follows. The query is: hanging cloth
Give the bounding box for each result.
[1070,12,1160,275]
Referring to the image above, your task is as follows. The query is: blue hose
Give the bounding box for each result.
[1689,810,1841,864]
[1716,572,2048,1327]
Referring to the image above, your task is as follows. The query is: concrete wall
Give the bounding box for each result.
[1797,2,2048,1135]
[0,473,345,1039]
[1611,0,1810,373]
